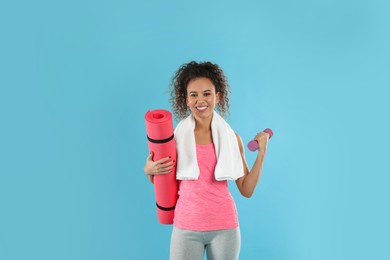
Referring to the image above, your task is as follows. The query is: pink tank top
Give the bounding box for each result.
[174,143,239,231]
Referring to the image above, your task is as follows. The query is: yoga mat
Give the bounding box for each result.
[145,109,178,224]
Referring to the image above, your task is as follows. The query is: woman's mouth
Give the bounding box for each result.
[196,106,208,111]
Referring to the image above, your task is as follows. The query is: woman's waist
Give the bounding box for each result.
[176,191,236,209]
[174,193,239,230]
[178,186,232,199]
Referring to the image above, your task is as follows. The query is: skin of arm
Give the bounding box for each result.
[235,132,269,198]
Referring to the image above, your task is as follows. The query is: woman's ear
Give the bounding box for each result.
[216,92,220,103]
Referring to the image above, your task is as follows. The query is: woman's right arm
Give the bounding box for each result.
[144,152,174,184]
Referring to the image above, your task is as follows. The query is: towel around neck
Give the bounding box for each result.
[174,111,244,181]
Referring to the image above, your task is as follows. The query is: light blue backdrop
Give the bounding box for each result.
[1,0,389,259]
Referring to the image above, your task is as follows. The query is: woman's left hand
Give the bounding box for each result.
[254,131,270,155]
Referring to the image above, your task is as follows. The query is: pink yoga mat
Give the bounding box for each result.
[145,109,178,224]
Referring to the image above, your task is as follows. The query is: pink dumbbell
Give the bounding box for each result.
[247,128,273,152]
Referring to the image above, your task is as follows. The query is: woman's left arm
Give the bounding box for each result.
[235,132,269,198]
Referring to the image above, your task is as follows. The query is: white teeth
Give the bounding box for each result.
[197,106,207,111]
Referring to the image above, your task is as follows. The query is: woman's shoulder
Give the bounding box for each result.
[234,132,244,153]
[174,114,193,133]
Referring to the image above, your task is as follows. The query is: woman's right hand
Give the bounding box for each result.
[144,152,175,183]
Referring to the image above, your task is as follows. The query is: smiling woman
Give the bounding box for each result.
[143,61,271,260]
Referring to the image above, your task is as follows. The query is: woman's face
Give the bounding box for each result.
[186,77,220,120]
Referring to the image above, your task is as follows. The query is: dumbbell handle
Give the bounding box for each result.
[247,128,273,152]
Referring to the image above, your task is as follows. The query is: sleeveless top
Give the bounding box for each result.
[173,143,239,231]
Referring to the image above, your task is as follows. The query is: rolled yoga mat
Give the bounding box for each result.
[145,109,178,224]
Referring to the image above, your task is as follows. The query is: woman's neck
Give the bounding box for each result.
[194,113,213,144]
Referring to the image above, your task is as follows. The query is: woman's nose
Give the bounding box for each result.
[196,96,205,102]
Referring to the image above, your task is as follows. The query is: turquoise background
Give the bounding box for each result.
[1,0,389,259]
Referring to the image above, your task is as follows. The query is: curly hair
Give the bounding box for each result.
[169,61,231,120]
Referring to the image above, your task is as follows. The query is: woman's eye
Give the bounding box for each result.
[204,93,211,96]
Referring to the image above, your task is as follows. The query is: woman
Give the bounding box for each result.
[144,61,270,260]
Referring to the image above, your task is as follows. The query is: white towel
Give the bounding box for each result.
[174,111,244,181]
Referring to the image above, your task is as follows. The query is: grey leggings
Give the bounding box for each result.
[170,226,241,260]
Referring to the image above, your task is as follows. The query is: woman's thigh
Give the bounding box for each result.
[170,227,205,260]
[205,227,241,260]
